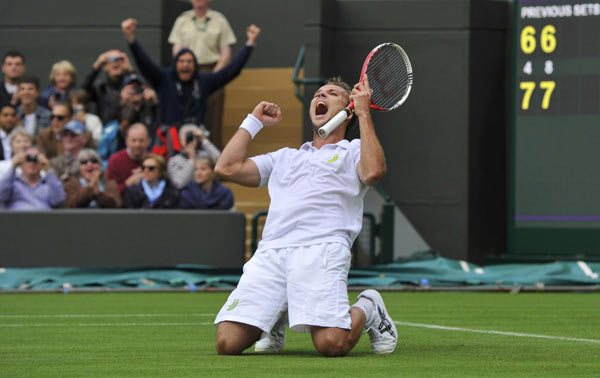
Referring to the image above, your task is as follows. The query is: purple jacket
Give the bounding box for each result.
[0,167,65,210]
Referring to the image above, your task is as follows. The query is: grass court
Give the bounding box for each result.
[1,291,599,377]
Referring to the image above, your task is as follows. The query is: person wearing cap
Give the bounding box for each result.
[0,145,64,210]
[119,73,158,137]
[50,119,89,180]
[81,49,134,124]
[121,18,260,135]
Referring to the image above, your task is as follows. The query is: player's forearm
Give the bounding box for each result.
[357,113,386,186]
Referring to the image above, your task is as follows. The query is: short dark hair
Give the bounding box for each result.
[324,76,357,134]
[2,50,25,65]
[0,104,17,113]
[17,75,40,90]
[68,88,91,106]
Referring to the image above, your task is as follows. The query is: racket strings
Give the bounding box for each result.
[366,44,413,110]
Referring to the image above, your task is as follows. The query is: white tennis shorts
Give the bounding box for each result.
[214,242,352,333]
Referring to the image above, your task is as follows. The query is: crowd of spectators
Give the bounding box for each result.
[0,2,257,211]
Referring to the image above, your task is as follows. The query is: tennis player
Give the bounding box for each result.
[213,76,397,357]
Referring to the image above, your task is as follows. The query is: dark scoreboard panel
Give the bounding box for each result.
[510,0,600,257]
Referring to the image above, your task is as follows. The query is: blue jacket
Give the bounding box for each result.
[179,180,233,210]
[128,40,253,127]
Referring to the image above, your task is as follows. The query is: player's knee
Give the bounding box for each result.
[313,332,350,357]
[215,335,244,355]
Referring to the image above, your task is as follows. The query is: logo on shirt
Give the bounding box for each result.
[327,154,339,163]
[227,299,239,311]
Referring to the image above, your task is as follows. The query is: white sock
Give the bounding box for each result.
[352,297,376,327]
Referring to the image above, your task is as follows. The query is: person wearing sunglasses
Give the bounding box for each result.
[63,148,121,208]
[123,153,178,209]
[35,102,72,159]
[0,145,64,210]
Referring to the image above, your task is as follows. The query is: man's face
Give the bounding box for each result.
[176,52,195,82]
[104,50,125,79]
[0,106,18,132]
[191,0,211,9]
[126,125,150,160]
[121,84,143,109]
[2,56,25,81]
[21,147,41,176]
[309,84,350,128]
[50,104,72,133]
[61,130,85,154]
[17,83,39,105]
[194,161,213,184]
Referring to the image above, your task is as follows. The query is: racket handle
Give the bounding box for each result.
[317,108,353,138]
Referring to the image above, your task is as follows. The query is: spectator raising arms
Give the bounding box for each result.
[179,157,233,210]
[121,17,260,129]
[63,148,121,208]
[81,49,134,124]
[167,123,220,189]
[16,76,51,136]
[168,0,238,148]
[0,146,64,210]
[35,102,72,159]
[123,153,178,209]
[39,60,77,109]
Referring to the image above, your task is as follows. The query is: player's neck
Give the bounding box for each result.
[312,134,343,149]
[193,6,209,20]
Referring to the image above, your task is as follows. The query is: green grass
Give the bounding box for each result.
[1,292,599,377]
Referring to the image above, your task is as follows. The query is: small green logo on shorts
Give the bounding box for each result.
[327,154,339,163]
[227,299,239,311]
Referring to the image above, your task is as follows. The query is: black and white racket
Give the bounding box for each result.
[318,43,413,138]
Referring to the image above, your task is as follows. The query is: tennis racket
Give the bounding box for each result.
[318,43,413,138]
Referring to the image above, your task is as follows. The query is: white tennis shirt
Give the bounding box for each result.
[250,139,368,250]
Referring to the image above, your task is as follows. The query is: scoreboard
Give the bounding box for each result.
[510,0,600,257]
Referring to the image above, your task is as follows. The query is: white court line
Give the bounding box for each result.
[0,322,214,327]
[0,313,214,318]
[396,321,600,344]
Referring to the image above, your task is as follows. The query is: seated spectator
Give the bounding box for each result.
[106,123,150,193]
[98,106,139,168]
[16,76,51,136]
[63,148,121,208]
[50,120,88,180]
[179,157,233,210]
[167,124,220,189]
[0,145,64,210]
[69,89,103,145]
[0,104,19,160]
[35,102,72,159]
[123,153,178,209]
[81,49,134,124]
[1,50,26,107]
[39,60,76,109]
[120,74,159,137]
[0,127,32,178]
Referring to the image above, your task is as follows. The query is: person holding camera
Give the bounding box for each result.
[0,145,65,210]
[166,124,220,189]
[81,49,134,124]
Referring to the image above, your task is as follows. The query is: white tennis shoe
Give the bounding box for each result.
[357,289,398,354]
[254,310,288,353]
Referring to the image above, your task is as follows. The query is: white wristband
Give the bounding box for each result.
[239,114,264,139]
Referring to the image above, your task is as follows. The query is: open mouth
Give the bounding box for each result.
[315,102,328,116]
